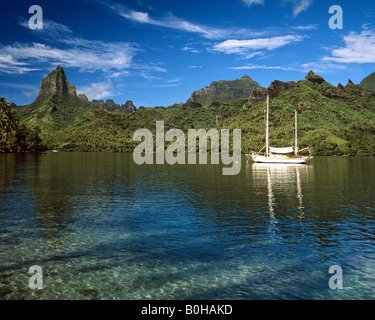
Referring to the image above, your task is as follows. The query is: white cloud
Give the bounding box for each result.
[153,78,182,88]
[229,64,294,71]
[112,70,130,78]
[292,0,313,17]
[241,0,313,16]
[139,75,183,88]
[119,9,228,39]
[212,35,303,54]
[181,46,201,53]
[139,73,162,80]
[19,18,73,41]
[300,61,347,73]
[290,24,318,31]
[230,61,346,73]
[322,29,375,64]
[0,42,135,74]
[241,0,265,7]
[105,2,268,40]
[123,11,152,24]
[0,20,166,76]
[166,78,182,83]
[0,82,38,90]
[242,51,264,59]
[78,81,114,100]
[0,54,38,74]
[155,83,181,88]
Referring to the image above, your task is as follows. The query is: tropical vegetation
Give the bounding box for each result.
[5,69,375,156]
[0,97,46,152]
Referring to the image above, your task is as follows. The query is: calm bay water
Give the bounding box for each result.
[0,152,375,300]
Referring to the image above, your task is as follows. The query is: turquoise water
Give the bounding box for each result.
[0,153,375,299]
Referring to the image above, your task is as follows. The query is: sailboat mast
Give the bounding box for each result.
[295,109,298,155]
[266,95,269,157]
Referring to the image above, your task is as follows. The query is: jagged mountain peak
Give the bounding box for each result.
[305,70,325,84]
[37,65,77,99]
[240,74,251,80]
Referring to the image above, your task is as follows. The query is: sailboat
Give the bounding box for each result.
[249,95,313,164]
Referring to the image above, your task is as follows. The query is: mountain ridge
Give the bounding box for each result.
[360,72,375,91]
[187,74,263,107]
[8,66,375,156]
[42,70,375,157]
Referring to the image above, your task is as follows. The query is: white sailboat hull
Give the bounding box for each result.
[248,95,313,165]
[251,155,309,164]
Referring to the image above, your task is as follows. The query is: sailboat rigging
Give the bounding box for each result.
[249,95,313,164]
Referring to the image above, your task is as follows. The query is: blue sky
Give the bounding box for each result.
[1,0,375,107]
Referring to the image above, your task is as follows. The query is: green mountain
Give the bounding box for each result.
[44,100,245,151]
[187,75,263,108]
[45,71,375,156]
[14,65,91,134]
[0,97,46,152]
[360,72,375,91]
[223,71,375,156]
[9,67,375,156]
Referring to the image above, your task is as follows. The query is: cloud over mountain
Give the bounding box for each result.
[212,35,304,54]
[323,28,375,64]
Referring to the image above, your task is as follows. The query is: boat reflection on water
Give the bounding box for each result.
[250,163,314,238]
